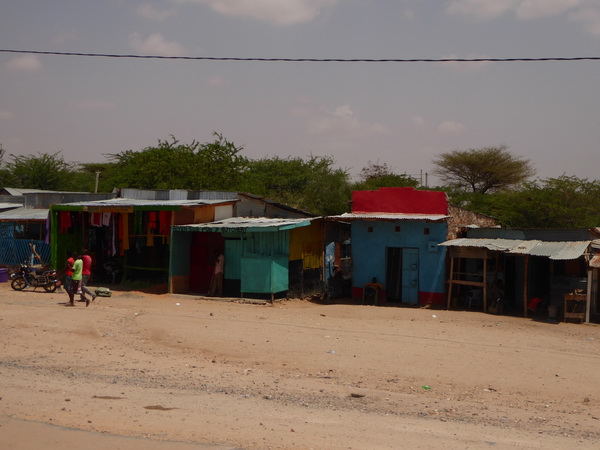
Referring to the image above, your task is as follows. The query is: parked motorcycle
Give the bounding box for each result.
[10,262,59,293]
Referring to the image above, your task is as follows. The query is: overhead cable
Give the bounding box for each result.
[1,49,600,63]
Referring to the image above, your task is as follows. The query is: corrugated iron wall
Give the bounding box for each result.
[0,238,51,266]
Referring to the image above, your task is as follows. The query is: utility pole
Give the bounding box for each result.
[94,171,100,193]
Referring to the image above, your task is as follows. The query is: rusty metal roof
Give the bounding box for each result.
[440,238,590,260]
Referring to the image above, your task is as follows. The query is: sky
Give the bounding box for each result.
[1,0,600,186]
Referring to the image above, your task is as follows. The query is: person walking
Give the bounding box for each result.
[62,251,75,293]
[66,253,90,307]
[81,249,96,302]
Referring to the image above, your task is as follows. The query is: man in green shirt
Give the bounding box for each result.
[66,253,90,307]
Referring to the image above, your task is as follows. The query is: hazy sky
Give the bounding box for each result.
[1,0,599,185]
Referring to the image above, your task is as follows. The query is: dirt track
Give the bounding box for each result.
[0,282,599,449]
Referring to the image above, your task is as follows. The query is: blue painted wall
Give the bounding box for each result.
[352,220,447,298]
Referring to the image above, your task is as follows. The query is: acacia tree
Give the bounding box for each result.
[433,146,535,193]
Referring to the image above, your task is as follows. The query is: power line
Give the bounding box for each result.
[2,49,600,63]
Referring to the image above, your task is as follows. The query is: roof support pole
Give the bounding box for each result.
[523,255,529,318]
[447,256,455,309]
[586,267,592,323]
[483,257,488,313]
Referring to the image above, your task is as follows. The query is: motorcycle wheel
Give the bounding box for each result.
[44,282,58,293]
[11,277,27,291]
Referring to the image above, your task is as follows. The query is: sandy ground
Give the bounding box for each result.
[0,282,599,450]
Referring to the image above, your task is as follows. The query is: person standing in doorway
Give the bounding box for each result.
[209,251,224,297]
[81,249,96,302]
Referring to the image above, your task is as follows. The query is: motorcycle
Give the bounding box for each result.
[10,262,60,293]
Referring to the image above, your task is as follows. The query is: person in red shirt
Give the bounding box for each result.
[62,252,75,293]
[81,249,96,302]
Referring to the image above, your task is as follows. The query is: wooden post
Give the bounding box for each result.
[586,268,592,323]
[447,256,455,309]
[523,255,529,318]
[483,257,488,313]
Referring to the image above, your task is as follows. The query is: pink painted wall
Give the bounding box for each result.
[352,187,448,215]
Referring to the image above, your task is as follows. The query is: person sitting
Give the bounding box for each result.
[363,277,383,305]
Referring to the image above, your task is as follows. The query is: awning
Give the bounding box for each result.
[440,238,590,261]
[173,217,315,233]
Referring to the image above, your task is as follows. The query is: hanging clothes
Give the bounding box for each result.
[60,211,72,234]
[102,212,111,227]
[122,213,130,251]
[90,212,103,227]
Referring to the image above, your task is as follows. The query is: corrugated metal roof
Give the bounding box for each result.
[54,198,236,208]
[440,238,590,260]
[174,217,315,233]
[327,212,449,222]
[590,255,600,269]
[2,188,61,196]
[0,207,49,221]
[0,203,22,211]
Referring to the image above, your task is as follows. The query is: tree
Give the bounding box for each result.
[3,151,88,191]
[433,146,535,194]
[241,155,351,215]
[489,176,600,228]
[103,133,247,191]
[352,161,419,191]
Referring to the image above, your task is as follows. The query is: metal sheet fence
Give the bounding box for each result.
[0,238,51,266]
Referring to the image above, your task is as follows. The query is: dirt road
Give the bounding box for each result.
[0,282,599,449]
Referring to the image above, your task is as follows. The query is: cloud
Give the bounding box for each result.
[412,116,427,128]
[292,102,386,136]
[446,0,518,20]
[446,0,589,20]
[128,32,186,56]
[4,54,42,72]
[569,6,600,35]
[516,0,583,19]
[69,100,117,110]
[176,0,339,25]
[136,3,178,21]
[437,120,466,136]
[0,110,16,120]
[206,76,227,86]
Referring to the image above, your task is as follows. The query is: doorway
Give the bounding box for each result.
[386,247,419,304]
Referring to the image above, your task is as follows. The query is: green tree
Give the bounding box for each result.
[352,161,419,191]
[241,155,351,215]
[489,176,600,228]
[433,146,535,194]
[4,151,88,191]
[103,133,247,191]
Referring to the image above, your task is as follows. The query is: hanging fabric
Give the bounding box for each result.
[60,211,72,234]
[122,213,130,251]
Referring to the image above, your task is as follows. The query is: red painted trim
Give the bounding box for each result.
[419,292,446,305]
[352,187,447,215]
